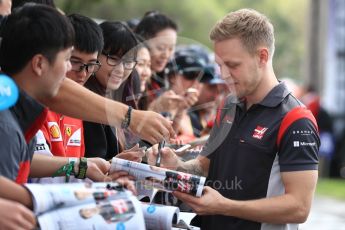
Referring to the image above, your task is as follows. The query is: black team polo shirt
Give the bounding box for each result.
[198,82,319,230]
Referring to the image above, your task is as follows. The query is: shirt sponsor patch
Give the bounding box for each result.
[66,128,81,146]
[48,122,62,141]
[65,127,72,137]
[35,143,47,151]
[293,141,300,147]
[252,125,268,140]
[292,130,314,135]
[293,141,316,147]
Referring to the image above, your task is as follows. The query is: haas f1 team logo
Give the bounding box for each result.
[252,125,268,140]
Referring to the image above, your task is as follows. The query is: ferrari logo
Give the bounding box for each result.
[65,127,72,137]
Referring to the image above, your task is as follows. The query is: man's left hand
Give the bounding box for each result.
[173,186,225,215]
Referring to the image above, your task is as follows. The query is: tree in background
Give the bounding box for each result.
[55,0,308,82]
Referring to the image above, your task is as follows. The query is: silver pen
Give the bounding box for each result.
[155,140,165,167]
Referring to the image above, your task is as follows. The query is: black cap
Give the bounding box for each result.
[178,44,210,65]
[200,64,225,85]
[175,52,204,73]
[165,51,205,80]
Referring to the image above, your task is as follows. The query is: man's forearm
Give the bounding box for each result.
[0,177,33,209]
[176,158,208,177]
[40,78,175,144]
[29,154,70,178]
[222,194,311,224]
[39,78,127,127]
[219,170,318,224]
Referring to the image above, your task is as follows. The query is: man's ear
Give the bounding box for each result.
[31,54,48,76]
[257,47,269,67]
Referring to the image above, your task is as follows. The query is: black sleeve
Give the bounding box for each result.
[83,121,119,160]
[104,126,118,160]
[278,118,320,172]
[83,121,108,159]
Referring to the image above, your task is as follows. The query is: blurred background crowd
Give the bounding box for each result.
[47,0,345,179]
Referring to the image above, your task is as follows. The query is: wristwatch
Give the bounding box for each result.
[76,157,88,179]
[121,106,132,129]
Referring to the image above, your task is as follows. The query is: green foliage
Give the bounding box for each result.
[55,0,309,81]
[317,178,345,200]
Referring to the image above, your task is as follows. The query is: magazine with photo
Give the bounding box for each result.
[25,182,145,230]
[37,196,144,230]
[109,158,206,199]
[25,182,190,230]
[25,182,132,214]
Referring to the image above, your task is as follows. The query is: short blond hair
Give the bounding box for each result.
[210,9,275,58]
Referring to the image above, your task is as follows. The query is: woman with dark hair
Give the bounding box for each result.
[83,21,144,161]
[134,35,152,110]
[93,21,138,94]
[135,36,152,94]
[135,11,178,90]
[134,11,185,130]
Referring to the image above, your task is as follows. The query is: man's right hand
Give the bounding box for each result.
[130,110,175,144]
[146,145,181,170]
[0,198,36,230]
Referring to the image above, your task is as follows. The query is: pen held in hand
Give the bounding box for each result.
[155,140,165,167]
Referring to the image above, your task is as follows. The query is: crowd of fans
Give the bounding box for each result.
[0,1,227,229]
[0,1,329,230]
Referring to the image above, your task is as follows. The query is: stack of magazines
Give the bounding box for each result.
[27,158,206,230]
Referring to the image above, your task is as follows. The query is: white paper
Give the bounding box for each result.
[110,158,206,197]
